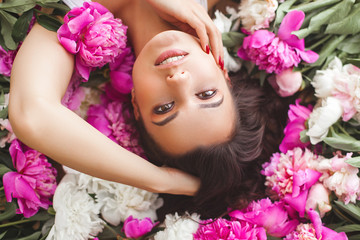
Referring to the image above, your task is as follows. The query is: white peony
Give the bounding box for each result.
[154,212,200,240]
[96,181,163,226]
[212,10,242,72]
[306,97,343,144]
[46,174,104,240]
[311,57,342,98]
[239,0,278,33]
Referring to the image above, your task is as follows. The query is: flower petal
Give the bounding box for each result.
[278,10,305,50]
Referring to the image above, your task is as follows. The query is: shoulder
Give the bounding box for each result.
[93,0,131,16]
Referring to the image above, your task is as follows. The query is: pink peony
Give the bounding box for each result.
[0,46,17,76]
[3,140,57,218]
[86,97,146,159]
[305,183,331,217]
[238,10,318,74]
[284,209,348,240]
[268,68,303,97]
[279,99,313,153]
[261,148,322,217]
[61,74,86,112]
[229,198,298,237]
[109,46,135,94]
[193,218,267,240]
[123,215,157,238]
[315,152,360,204]
[57,2,128,80]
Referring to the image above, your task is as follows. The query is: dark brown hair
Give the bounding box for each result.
[134,70,292,220]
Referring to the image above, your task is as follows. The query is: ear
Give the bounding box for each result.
[131,88,140,120]
[224,68,232,88]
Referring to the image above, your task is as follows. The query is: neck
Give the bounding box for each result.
[117,0,174,57]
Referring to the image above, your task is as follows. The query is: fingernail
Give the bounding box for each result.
[219,57,224,70]
[206,45,210,54]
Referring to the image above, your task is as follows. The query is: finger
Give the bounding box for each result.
[207,24,223,66]
[189,18,209,53]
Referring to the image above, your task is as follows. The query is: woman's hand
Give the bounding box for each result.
[159,166,200,196]
[146,0,224,65]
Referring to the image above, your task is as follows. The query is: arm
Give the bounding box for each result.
[9,23,199,196]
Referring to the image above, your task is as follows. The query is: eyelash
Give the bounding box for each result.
[153,89,217,114]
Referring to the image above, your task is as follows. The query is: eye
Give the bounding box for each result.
[153,101,174,114]
[196,89,217,99]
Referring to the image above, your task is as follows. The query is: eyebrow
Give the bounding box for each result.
[151,96,224,126]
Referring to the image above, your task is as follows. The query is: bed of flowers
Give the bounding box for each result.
[0,0,359,239]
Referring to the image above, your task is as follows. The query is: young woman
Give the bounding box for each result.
[8,0,226,196]
[9,0,290,218]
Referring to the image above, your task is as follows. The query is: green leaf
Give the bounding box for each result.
[267,236,282,240]
[36,14,62,32]
[26,210,52,221]
[312,35,347,67]
[300,129,310,143]
[17,231,42,240]
[0,202,17,221]
[0,151,14,170]
[222,31,244,48]
[291,0,341,13]
[0,231,7,239]
[12,9,34,43]
[36,2,70,12]
[337,34,360,54]
[335,224,360,233]
[0,0,36,14]
[345,156,360,168]
[349,234,360,240]
[0,163,11,176]
[325,3,360,35]
[334,201,360,222]
[324,130,360,152]
[0,10,18,50]
[0,106,7,119]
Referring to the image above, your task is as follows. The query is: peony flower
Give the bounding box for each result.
[229,198,298,237]
[279,99,313,153]
[193,218,267,240]
[109,46,135,94]
[154,212,200,240]
[305,183,331,217]
[61,74,86,112]
[284,209,348,240]
[3,140,57,218]
[306,97,343,144]
[0,46,16,76]
[312,57,360,121]
[315,152,360,204]
[123,215,157,238]
[95,181,163,226]
[268,68,303,97]
[46,174,104,240]
[57,2,128,80]
[238,10,318,74]
[239,0,278,33]
[262,148,323,217]
[212,10,242,72]
[87,97,147,159]
[0,119,16,147]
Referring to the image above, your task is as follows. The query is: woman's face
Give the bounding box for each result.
[132,30,236,155]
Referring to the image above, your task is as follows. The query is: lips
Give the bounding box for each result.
[155,49,189,66]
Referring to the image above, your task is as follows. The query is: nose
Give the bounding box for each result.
[166,70,190,85]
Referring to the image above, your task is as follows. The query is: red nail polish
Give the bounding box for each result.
[219,57,224,70]
[206,45,210,54]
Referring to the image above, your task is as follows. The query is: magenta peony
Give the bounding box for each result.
[0,46,17,76]
[123,216,157,238]
[238,10,318,74]
[279,99,313,153]
[284,209,348,240]
[3,140,57,218]
[109,46,135,94]
[57,2,128,80]
[86,97,146,159]
[193,218,267,240]
[261,148,322,217]
[229,198,298,237]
